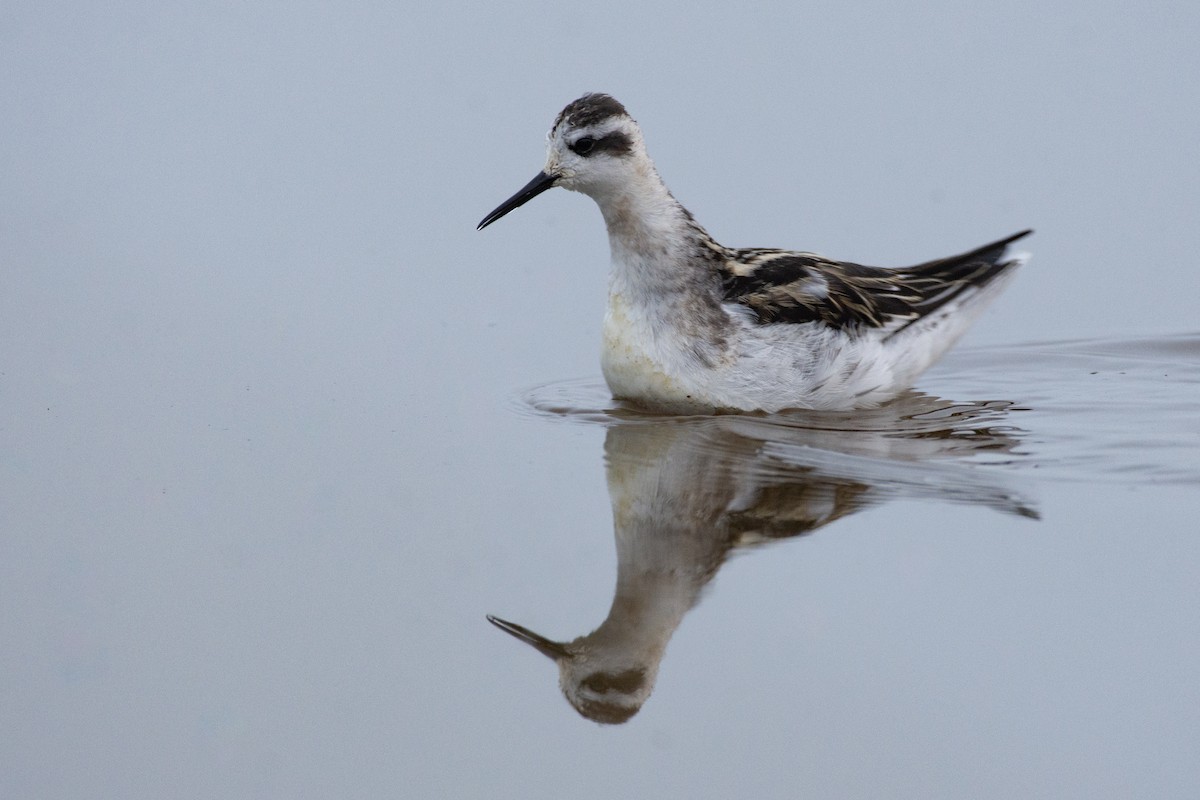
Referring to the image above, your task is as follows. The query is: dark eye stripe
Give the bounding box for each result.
[571,131,633,157]
[579,668,646,694]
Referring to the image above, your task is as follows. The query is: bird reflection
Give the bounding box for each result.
[489,393,1037,724]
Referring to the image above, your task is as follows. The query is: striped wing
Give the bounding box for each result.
[719,230,1031,335]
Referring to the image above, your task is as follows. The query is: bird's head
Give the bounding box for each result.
[477,93,647,230]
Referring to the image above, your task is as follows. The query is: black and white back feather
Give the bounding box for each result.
[710,230,1032,338]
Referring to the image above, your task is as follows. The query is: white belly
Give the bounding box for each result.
[601,293,701,409]
[598,290,918,413]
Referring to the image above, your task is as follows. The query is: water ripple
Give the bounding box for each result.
[512,333,1200,486]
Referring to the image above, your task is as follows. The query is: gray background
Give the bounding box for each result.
[3,3,1198,798]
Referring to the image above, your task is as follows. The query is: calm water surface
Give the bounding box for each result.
[4,318,1198,800]
[5,4,1200,798]
[482,333,1199,794]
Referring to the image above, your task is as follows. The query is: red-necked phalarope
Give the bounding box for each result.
[478,93,1032,413]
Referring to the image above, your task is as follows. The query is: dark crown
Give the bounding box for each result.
[553,93,630,132]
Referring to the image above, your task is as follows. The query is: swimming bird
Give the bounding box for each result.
[478,93,1031,413]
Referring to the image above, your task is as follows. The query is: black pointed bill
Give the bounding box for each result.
[486,614,570,660]
[477,171,559,230]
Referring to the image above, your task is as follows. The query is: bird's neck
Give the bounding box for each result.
[586,493,729,662]
[584,561,699,667]
[590,166,725,307]
[594,169,690,256]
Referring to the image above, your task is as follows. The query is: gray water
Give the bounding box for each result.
[4,4,1200,799]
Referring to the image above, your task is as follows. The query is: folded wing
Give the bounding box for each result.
[720,230,1032,336]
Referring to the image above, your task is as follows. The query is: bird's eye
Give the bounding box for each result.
[572,136,596,155]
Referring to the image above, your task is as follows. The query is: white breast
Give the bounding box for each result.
[602,292,675,397]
